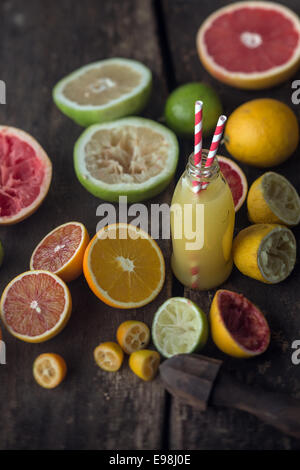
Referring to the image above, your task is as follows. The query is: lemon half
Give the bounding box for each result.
[247,172,300,226]
[233,224,296,284]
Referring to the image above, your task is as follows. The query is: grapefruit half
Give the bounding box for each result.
[0,126,52,225]
[197,1,300,90]
[218,156,248,211]
[0,270,72,343]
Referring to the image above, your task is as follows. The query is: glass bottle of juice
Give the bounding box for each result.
[171,149,235,290]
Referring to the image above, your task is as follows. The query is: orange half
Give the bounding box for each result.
[83,223,165,309]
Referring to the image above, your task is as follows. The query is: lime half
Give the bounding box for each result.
[74,117,178,202]
[53,58,152,127]
[152,297,208,358]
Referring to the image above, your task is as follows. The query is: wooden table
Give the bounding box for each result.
[0,0,300,450]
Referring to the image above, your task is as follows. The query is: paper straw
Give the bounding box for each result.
[192,100,203,194]
[194,101,203,166]
[201,115,227,190]
[205,115,227,168]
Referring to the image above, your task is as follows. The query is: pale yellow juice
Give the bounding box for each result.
[171,152,235,290]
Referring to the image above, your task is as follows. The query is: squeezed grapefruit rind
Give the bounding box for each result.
[74,117,179,202]
[210,289,270,358]
[53,58,152,127]
[196,1,300,90]
[30,222,90,282]
[0,126,52,225]
[0,270,72,343]
[83,223,165,309]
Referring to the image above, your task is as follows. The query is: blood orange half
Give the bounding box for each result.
[197,1,300,90]
[0,126,52,225]
[30,222,90,282]
[0,271,72,343]
[218,156,247,211]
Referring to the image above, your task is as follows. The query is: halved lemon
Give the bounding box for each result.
[53,58,152,126]
[233,224,296,284]
[152,297,208,358]
[30,222,90,282]
[83,223,165,309]
[33,353,67,389]
[74,117,178,202]
[247,172,300,226]
[210,290,270,358]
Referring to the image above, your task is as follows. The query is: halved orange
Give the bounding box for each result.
[30,222,90,282]
[83,223,165,309]
[0,270,72,343]
[33,353,67,389]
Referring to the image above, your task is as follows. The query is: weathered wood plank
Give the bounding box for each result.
[162,0,300,450]
[0,0,171,450]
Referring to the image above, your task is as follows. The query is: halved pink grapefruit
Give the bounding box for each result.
[218,156,247,211]
[0,271,72,343]
[197,1,300,90]
[30,222,90,282]
[0,126,52,225]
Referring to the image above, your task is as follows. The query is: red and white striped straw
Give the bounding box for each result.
[194,100,203,166]
[192,100,203,193]
[202,115,227,190]
[205,115,227,168]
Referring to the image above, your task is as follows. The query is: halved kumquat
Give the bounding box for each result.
[33,353,67,389]
[94,342,124,372]
[129,349,160,381]
[117,320,150,354]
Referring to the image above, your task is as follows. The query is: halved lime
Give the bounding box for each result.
[74,117,179,202]
[53,58,152,126]
[152,297,208,358]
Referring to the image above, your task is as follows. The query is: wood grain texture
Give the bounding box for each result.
[0,0,171,450]
[162,0,300,450]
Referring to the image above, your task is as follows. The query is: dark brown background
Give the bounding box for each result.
[0,0,300,450]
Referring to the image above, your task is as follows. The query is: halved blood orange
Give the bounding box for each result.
[83,223,165,309]
[30,222,90,282]
[218,156,248,211]
[197,2,300,90]
[210,289,270,358]
[0,126,52,225]
[0,271,72,343]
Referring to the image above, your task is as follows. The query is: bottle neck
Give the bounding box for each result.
[186,149,220,185]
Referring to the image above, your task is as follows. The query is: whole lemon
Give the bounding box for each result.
[224,99,299,167]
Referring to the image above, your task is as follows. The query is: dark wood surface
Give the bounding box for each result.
[0,0,300,450]
[162,0,300,450]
